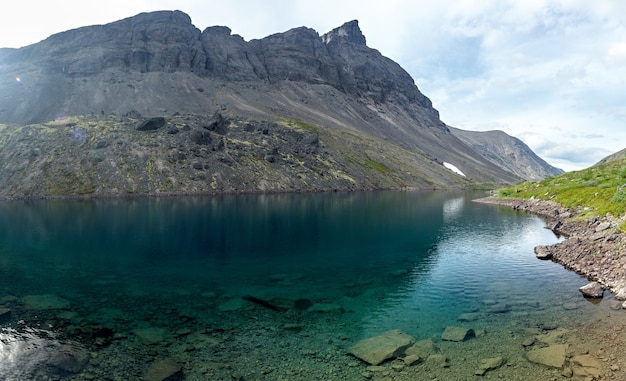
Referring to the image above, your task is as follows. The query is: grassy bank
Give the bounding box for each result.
[496,157,626,228]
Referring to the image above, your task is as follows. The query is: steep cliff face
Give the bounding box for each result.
[0,10,545,197]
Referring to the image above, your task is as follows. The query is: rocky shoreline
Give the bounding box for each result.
[475,196,626,301]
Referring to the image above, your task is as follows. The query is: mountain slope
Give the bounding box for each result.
[596,148,626,165]
[449,126,564,180]
[0,10,544,197]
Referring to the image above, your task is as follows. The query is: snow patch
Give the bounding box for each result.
[443,162,466,177]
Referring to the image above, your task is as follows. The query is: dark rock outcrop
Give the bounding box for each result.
[137,117,166,131]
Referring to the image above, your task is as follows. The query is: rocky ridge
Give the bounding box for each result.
[0,10,560,197]
[449,126,564,180]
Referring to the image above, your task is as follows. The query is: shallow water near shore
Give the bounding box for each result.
[0,191,625,380]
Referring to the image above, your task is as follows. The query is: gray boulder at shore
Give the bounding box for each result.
[579,282,604,298]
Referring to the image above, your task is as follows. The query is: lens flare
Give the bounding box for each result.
[15,77,21,82]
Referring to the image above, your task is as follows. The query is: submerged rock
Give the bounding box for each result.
[441,326,475,342]
[457,312,484,322]
[307,303,343,313]
[134,327,166,345]
[571,354,601,377]
[526,344,567,368]
[22,294,70,310]
[0,307,11,323]
[404,338,438,358]
[348,329,415,365]
[427,354,449,368]
[47,344,89,374]
[475,356,505,376]
[144,357,183,381]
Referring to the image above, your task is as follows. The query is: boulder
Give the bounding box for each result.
[0,307,11,323]
[203,112,229,135]
[22,294,70,310]
[47,344,89,374]
[579,282,604,298]
[441,326,475,342]
[475,356,504,376]
[571,354,601,377]
[307,303,343,313]
[134,327,166,345]
[534,245,552,260]
[457,312,484,322]
[144,357,183,381]
[526,344,567,368]
[427,354,449,368]
[536,327,568,345]
[348,329,415,365]
[404,338,437,358]
[136,117,166,131]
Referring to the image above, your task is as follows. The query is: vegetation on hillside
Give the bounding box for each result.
[497,157,626,225]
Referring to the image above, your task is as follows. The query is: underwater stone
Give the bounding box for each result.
[571,354,601,377]
[47,344,89,374]
[0,308,11,323]
[526,344,567,368]
[22,294,70,310]
[134,327,166,345]
[441,326,475,342]
[144,357,183,381]
[348,329,415,365]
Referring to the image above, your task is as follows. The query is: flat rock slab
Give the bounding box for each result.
[526,344,567,368]
[441,326,475,342]
[475,356,504,376]
[404,338,437,358]
[535,245,552,260]
[134,327,166,345]
[307,303,343,313]
[579,282,604,298]
[571,354,601,377]
[457,312,484,322]
[348,329,415,365]
[144,357,183,381]
[22,294,70,310]
[47,344,89,374]
[0,307,11,323]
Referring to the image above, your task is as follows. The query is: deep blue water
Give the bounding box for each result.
[0,191,616,380]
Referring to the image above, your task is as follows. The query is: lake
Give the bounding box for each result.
[0,191,624,380]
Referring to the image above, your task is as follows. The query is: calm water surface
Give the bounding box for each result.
[0,191,623,380]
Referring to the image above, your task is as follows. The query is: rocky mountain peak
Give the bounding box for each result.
[322,20,366,45]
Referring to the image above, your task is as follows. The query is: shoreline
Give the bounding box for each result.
[475,196,626,300]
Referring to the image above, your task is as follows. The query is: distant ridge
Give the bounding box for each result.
[449,126,564,180]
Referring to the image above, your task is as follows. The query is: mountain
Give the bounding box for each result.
[596,148,626,165]
[448,127,564,180]
[0,10,551,198]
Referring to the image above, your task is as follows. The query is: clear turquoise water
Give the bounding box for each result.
[0,191,621,380]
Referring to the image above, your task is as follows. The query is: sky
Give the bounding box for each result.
[1,0,625,171]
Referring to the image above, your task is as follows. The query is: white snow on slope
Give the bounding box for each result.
[443,162,466,177]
